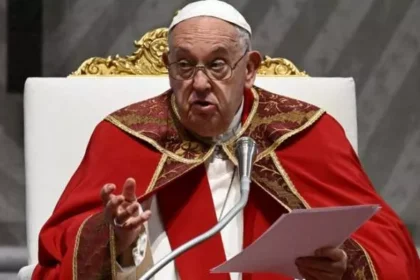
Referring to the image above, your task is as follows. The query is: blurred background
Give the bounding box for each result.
[0,0,419,278]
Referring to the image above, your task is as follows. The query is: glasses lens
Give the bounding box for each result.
[169,64,191,80]
[207,65,231,81]
[168,63,233,81]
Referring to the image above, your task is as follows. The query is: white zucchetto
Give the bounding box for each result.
[169,0,252,35]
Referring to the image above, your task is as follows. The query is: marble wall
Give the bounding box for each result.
[0,0,26,247]
[0,0,27,278]
[0,0,4,93]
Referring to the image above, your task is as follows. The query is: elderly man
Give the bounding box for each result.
[32,1,419,280]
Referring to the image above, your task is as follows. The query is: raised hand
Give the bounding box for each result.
[101,178,152,257]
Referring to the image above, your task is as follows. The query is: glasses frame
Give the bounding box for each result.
[166,50,249,81]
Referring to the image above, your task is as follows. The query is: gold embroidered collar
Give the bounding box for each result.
[106,86,324,165]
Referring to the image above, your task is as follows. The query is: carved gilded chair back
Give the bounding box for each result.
[71,28,307,77]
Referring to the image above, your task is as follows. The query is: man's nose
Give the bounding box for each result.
[192,68,211,91]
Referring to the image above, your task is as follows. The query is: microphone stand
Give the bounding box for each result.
[139,137,257,280]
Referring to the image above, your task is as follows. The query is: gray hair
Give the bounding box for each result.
[235,25,252,52]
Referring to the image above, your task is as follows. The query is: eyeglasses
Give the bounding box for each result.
[167,51,248,81]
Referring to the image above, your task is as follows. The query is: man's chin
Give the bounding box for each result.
[185,120,226,138]
[190,126,222,138]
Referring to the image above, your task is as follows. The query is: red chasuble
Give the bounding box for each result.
[33,87,420,280]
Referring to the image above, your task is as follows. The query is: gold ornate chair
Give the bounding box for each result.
[20,28,358,277]
[71,27,307,77]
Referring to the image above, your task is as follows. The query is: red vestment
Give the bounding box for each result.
[33,87,420,279]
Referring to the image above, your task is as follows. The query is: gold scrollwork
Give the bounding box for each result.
[257,56,307,76]
[71,27,307,77]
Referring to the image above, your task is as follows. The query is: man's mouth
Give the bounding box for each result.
[194,100,213,107]
[191,101,217,114]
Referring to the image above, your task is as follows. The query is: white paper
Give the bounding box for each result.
[211,205,380,278]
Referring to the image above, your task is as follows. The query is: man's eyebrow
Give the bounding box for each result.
[171,47,190,54]
[171,46,231,56]
[210,46,229,55]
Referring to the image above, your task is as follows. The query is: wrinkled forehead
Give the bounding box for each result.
[168,17,241,56]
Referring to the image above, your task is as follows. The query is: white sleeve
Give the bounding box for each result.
[115,227,149,279]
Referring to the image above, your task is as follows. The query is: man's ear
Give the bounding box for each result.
[162,52,169,67]
[244,51,262,89]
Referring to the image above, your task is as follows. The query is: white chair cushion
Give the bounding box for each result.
[23,76,357,264]
[17,264,36,280]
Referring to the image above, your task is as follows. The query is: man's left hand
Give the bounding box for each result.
[295,247,347,280]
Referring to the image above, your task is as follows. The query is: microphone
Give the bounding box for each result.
[139,137,257,280]
[235,136,257,194]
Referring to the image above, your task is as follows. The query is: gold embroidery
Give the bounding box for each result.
[175,141,205,158]
[155,160,200,189]
[106,115,212,164]
[270,152,311,209]
[354,268,366,279]
[146,154,168,193]
[341,239,377,279]
[137,158,207,201]
[222,88,260,166]
[72,214,92,280]
[252,156,305,210]
[170,94,182,121]
[107,87,323,167]
[251,175,291,212]
[353,239,379,280]
[222,144,238,167]
[109,225,117,280]
[222,88,324,167]
[221,87,260,165]
[249,111,318,131]
[224,87,260,146]
[256,109,325,161]
[113,114,171,127]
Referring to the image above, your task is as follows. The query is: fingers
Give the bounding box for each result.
[100,178,141,227]
[120,210,152,230]
[315,247,347,262]
[101,178,137,205]
[296,249,347,279]
[114,202,140,226]
[296,257,331,273]
[122,178,137,202]
[104,194,124,222]
[297,265,319,280]
[100,184,116,205]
